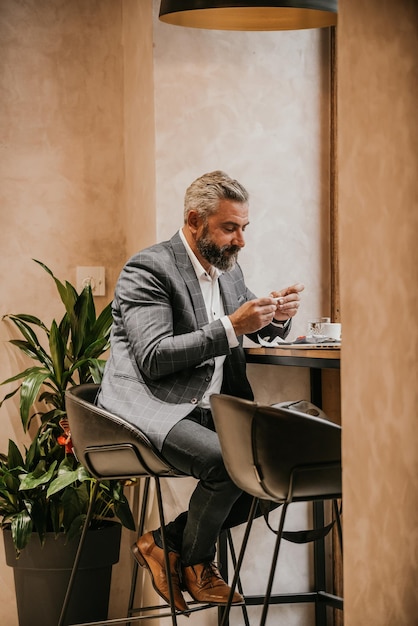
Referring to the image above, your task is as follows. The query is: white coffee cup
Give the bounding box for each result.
[321,322,341,341]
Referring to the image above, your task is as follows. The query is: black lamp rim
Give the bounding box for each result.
[159,0,338,15]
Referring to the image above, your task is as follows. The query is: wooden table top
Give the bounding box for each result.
[244,344,341,368]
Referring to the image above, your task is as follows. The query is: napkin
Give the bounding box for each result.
[257,334,340,347]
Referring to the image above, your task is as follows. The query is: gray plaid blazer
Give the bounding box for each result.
[97,232,289,450]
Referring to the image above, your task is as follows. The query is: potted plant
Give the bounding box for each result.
[0,260,135,626]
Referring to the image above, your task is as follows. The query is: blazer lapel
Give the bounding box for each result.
[219,273,237,315]
[170,232,208,328]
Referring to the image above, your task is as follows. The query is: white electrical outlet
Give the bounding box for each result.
[76,266,106,296]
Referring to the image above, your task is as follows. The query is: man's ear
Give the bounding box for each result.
[186,210,201,234]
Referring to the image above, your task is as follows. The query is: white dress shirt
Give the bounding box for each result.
[179,229,238,408]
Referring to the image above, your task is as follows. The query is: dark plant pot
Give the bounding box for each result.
[3,522,122,626]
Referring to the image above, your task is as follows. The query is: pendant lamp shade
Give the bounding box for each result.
[159,1,338,31]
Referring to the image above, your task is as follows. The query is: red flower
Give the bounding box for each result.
[57,422,74,455]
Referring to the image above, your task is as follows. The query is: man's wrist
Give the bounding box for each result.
[221,315,239,347]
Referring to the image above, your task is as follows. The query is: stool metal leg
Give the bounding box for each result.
[155,476,179,625]
[219,496,259,626]
[127,478,151,619]
[58,480,101,626]
[127,476,180,626]
[259,501,289,626]
[333,499,343,555]
[225,529,250,626]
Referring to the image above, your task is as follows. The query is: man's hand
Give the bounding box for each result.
[228,284,304,336]
[270,283,305,322]
[229,298,279,337]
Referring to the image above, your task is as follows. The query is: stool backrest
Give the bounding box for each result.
[210,394,341,503]
[65,384,181,480]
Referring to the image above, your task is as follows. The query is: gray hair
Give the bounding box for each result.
[183,171,249,223]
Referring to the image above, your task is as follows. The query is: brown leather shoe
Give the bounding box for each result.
[131,531,189,613]
[182,562,244,605]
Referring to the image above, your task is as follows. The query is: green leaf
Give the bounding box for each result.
[89,303,112,345]
[46,472,80,497]
[1,366,46,387]
[8,339,49,362]
[30,498,49,540]
[67,513,87,540]
[33,260,78,316]
[49,320,65,388]
[83,336,110,359]
[7,441,24,470]
[11,510,33,553]
[58,314,71,349]
[25,437,40,471]
[19,370,52,431]
[4,313,49,332]
[62,486,89,531]
[70,288,92,358]
[19,460,58,491]
[1,472,21,498]
[60,281,79,315]
[38,407,66,428]
[0,386,20,407]
[88,359,107,384]
[3,314,45,351]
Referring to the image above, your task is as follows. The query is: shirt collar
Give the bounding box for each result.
[179,228,221,281]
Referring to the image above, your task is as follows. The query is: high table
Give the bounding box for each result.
[245,344,340,408]
[219,344,342,626]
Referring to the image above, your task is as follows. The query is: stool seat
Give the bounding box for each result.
[65,383,181,480]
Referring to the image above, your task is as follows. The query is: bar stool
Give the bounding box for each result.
[210,393,343,626]
[58,383,213,626]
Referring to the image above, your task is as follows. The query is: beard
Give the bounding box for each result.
[196,226,241,272]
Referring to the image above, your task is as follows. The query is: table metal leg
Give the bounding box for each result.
[310,368,323,407]
[313,500,328,626]
[311,368,328,626]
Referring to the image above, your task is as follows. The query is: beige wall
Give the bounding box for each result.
[123,0,157,258]
[338,0,418,624]
[0,1,149,623]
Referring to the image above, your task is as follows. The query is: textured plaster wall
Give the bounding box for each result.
[338,0,418,624]
[0,1,128,624]
[123,0,157,259]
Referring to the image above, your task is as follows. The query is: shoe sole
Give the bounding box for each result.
[185,587,245,606]
[131,543,190,614]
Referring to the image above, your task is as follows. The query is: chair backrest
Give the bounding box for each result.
[65,384,181,480]
[210,394,341,503]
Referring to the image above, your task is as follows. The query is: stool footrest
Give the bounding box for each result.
[243,590,343,610]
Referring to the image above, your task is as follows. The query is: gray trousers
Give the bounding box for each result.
[160,407,260,566]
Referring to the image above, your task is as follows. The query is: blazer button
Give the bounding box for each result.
[205,376,211,382]
[190,397,198,404]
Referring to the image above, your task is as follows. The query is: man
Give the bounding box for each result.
[97,171,304,612]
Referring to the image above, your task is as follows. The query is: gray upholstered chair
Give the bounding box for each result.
[210,393,343,626]
[59,383,211,626]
